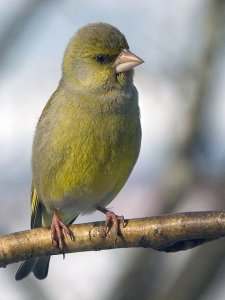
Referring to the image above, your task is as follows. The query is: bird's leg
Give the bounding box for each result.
[96,206,125,243]
[51,211,75,254]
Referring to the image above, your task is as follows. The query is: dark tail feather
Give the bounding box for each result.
[15,258,38,280]
[15,256,50,280]
[33,256,50,280]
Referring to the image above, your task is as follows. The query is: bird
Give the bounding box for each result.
[15,22,143,280]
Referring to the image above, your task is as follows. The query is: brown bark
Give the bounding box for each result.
[1,211,225,268]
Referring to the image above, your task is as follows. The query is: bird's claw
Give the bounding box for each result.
[51,212,75,256]
[96,206,125,243]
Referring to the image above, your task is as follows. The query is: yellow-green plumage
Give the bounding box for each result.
[15,22,143,280]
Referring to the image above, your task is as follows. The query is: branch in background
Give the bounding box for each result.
[1,211,225,268]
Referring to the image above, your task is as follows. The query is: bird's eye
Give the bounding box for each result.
[95,55,113,64]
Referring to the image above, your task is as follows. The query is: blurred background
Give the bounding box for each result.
[1,0,225,299]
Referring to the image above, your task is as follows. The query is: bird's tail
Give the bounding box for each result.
[15,256,50,280]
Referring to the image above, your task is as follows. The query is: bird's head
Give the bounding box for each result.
[62,23,143,95]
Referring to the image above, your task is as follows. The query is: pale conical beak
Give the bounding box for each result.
[114,49,144,74]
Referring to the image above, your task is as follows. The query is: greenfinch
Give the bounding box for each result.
[15,22,143,280]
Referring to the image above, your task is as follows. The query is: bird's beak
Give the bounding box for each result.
[114,49,144,74]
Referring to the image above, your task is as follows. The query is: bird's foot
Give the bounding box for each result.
[51,212,75,255]
[96,206,125,243]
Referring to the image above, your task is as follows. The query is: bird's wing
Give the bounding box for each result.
[31,185,43,229]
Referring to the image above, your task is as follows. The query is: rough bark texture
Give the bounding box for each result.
[1,211,225,268]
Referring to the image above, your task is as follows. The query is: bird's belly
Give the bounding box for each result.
[44,143,137,217]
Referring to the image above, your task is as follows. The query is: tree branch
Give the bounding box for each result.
[1,211,225,268]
